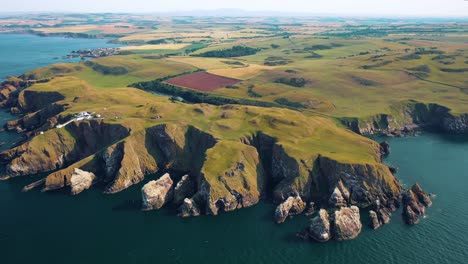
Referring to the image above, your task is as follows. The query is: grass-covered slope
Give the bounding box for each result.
[0,62,402,214]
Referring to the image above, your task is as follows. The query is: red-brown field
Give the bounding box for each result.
[164,71,240,92]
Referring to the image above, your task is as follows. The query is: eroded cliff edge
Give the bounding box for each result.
[342,100,468,136]
[0,75,436,242]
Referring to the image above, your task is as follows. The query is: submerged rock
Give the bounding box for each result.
[274,196,306,224]
[308,209,331,242]
[70,168,95,195]
[332,206,362,241]
[141,173,174,211]
[178,198,201,218]
[377,207,392,225]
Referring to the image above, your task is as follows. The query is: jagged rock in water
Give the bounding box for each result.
[178,198,201,218]
[308,209,331,242]
[377,207,391,225]
[402,183,432,225]
[141,173,174,211]
[70,168,95,195]
[411,183,433,207]
[369,210,381,230]
[403,205,420,225]
[332,206,362,241]
[304,202,315,216]
[174,175,196,205]
[329,187,347,208]
[388,166,398,174]
[274,196,306,224]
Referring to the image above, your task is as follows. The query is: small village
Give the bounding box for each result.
[64,47,120,59]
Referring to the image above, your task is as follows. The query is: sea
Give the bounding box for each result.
[0,33,467,264]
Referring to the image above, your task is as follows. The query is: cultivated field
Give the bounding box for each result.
[165,72,241,92]
[120,44,189,51]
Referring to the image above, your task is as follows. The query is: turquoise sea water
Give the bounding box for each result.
[1,34,467,264]
[0,33,120,81]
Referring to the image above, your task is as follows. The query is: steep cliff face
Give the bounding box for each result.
[0,78,51,108]
[314,156,402,209]
[6,103,65,134]
[0,120,130,178]
[17,90,65,113]
[346,101,468,135]
[197,140,265,215]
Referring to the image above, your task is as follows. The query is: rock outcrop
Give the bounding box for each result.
[70,168,96,195]
[328,187,345,208]
[141,174,174,211]
[307,209,331,242]
[379,141,391,156]
[178,198,201,218]
[332,206,362,241]
[368,210,381,230]
[197,140,265,215]
[0,120,130,178]
[410,183,433,207]
[347,101,468,136]
[274,196,306,224]
[402,183,432,225]
[315,156,402,209]
[174,175,196,205]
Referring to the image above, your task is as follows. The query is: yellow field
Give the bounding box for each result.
[166,57,243,70]
[208,64,277,80]
[120,44,189,51]
[118,30,270,42]
[38,24,143,34]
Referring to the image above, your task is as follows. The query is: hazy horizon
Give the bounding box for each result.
[2,0,468,17]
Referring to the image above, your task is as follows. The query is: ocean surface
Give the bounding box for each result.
[0,33,121,82]
[1,34,468,264]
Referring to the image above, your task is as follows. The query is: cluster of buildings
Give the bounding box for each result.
[65,48,120,59]
[56,112,102,128]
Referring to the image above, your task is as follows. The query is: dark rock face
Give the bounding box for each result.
[304,202,316,216]
[354,102,468,136]
[307,209,331,242]
[411,183,433,207]
[403,205,420,225]
[379,141,391,156]
[316,156,402,209]
[402,183,432,225]
[332,206,362,241]
[0,120,130,178]
[442,114,468,134]
[328,187,347,208]
[377,207,392,225]
[178,198,201,218]
[141,173,174,211]
[369,210,381,230]
[173,175,196,205]
[274,196,306,224]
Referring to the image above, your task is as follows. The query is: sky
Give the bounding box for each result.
[2,0,468,17]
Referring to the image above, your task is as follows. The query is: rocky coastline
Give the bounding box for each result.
[0,75,442,243]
